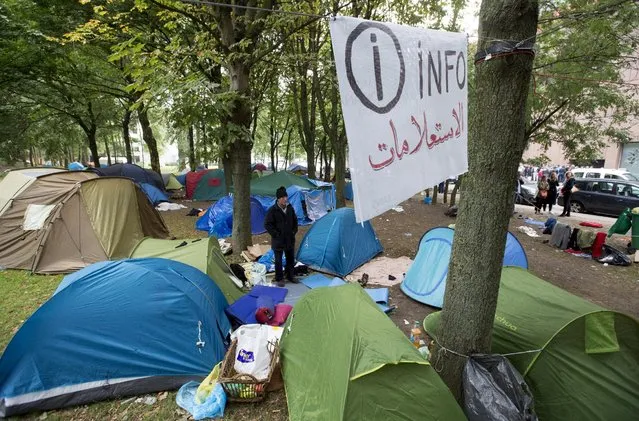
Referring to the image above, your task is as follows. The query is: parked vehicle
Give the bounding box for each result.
[516,183,537,206]
[572,168,638,181]
[558,178,639,216]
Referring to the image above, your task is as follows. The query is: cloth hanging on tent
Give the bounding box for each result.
[304,190,329,221]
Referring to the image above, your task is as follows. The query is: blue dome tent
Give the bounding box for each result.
[297,208,383,277]
[139,182,169,206]
[0,258,231,417]
[91,163,165,192]
[196,196,266,238]
[401,227,528,308]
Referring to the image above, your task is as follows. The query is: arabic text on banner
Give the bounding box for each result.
[330,17,468,222]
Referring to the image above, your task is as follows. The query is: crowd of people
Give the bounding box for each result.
[516,164,578,217]
[521,164,571,183]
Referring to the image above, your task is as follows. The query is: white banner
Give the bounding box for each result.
[330,17,468,222]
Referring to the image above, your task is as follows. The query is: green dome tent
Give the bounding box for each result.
[281,284,465,421]
[128,237,244,304]
[424,267,639,421]
[247,171,317,196]
[162,173,183,191]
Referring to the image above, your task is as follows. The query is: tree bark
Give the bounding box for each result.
[450,176,462,206]
[434,0,539,400]
[221,150,233,193]
[432,185,439,204]
[188,125,196,171]
[227,61,253,252]
[334,131,347,208]
[200,122,208,166]
[122,108,133,163]
[444,180,450,204]
[137,102,161,175]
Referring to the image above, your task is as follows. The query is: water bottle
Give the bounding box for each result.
[410,321,422,348]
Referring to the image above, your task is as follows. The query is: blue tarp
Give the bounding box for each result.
[225,285,288,325]
[196,196,266,238]
[297,208,383,277]
[176,173,187,186]
[91,163,165,192]
[344,182,354,201]
[140,182,169,206]
[400,227,528,308]
[0,258,232,417]
[257,248,286,273]
[67,161,85,171]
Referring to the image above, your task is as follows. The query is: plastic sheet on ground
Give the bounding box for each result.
[155,202,187,211]
[517,226,540,238]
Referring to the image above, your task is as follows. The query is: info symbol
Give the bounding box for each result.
[345,22,405,114]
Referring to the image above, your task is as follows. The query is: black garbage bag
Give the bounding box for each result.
[463,354,538,421]
[598,244,632,266]
[445,205,458,217]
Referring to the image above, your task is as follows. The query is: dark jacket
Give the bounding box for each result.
[562,178,576,195]
[548,179,559,199]
[264,203,298,250]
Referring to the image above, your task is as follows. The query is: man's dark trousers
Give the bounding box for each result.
[274,247,295,282]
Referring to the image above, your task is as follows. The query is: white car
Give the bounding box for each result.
[572,168,638,181]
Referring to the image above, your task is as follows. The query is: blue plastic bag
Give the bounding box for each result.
[176,381,226,420]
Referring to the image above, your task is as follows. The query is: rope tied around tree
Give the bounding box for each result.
[430,333,543,373]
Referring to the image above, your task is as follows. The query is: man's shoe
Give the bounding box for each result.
[287,277,300,284]
[276,280,285,287]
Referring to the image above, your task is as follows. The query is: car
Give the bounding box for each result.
[558,178,639,216]
[516,183,537,206]
[572,168,638,181]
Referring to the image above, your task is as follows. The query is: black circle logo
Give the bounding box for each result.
[345,22,405,114]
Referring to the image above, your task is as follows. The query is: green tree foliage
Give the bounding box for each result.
[526,0,639,160]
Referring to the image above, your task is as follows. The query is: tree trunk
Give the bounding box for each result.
[29,147,34,167]
[188,125,196,171]
[444,180,450,204]
[221,151,233,193]
[122,108,133,163]
[228,61,253,252]
[334,132,347,208]
[200,122,208,166]
[104,137,112,166]
[450,176,462,206]
[137,102,161,175]
[433,0,539,400]
[432,185,438,204]
[82,123,100,169]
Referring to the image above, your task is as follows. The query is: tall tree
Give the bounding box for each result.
[433,0,540,399]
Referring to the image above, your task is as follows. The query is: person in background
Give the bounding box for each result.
[559,172,576,217]
[535,175,549,214]
[558,166,566,183]
[547,171,559,214]
[264,186,298,287]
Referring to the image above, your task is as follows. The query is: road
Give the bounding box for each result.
[514,204,617,229]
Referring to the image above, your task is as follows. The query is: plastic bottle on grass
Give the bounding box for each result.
[409,321,422,348]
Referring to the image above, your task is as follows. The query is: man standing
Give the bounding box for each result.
[264,186,298,287]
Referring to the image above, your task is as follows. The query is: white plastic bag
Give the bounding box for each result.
[232,324,282,380]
